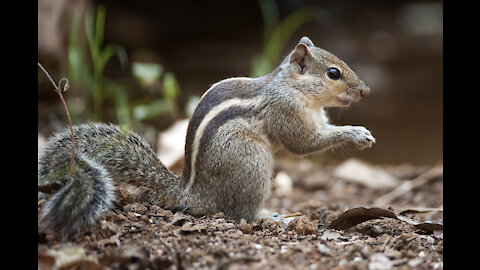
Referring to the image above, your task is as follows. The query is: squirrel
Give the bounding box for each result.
[38,36,375,238]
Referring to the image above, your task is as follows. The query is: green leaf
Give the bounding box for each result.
[250,55,272,78]
[113,45,128,69]
[94,5,106,56]
[132,62,163,88]
[98,44,115,75]
[163,72,180,101]
[258,0,280,46]
[251,5,328,76]
[133,99,170,120]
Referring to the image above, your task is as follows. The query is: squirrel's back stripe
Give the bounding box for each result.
[186,96,262,191]
[182,77,265,181]
[199,105,256,151]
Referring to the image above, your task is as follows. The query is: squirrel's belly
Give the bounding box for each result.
[188,118,273,220]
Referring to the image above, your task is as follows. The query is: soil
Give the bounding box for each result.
[38,158,443,270]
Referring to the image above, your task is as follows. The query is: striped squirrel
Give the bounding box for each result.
[38,36,375,238]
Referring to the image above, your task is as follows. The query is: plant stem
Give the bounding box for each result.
[38,62,76,183]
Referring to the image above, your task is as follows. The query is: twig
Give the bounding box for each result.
[373,165,443,206]
[38,62,76,183]
[281,212,302,218]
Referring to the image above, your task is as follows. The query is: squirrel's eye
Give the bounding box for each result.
[327,67,341,80]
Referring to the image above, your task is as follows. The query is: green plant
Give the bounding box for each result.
[85,5,128,122]
[67,5,182,129]
[68,4,128,124]
[131,62,181,121]
[251,0,328,77]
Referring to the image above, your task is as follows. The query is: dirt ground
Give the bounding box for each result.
[38,157,443,270]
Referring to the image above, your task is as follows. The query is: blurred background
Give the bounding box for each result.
[38,0,442,166]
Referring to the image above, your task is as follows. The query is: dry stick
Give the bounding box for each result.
[38,62,76,184]
[373,165,443,206]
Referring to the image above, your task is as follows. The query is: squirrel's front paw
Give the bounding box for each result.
[348,126,375,150]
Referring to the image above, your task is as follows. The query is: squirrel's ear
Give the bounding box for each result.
[290,43,312,73]
[299,36,314,47]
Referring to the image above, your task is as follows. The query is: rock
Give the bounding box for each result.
[238,219,253,234]
[333,158,399,190]
[286,216,318,235]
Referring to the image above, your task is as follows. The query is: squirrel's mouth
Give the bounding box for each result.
[336,94,357,107]
[336,87,365,106]
[338,96,353,106]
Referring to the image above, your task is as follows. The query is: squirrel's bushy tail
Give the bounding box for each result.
[38,123,182,238]
[39,152,115,238]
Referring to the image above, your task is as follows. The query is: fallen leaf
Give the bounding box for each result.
[170,212,189,226]
[397,207,443,216]
[413,223,443,233]
[329,207,443,233]
[329,207,397,230]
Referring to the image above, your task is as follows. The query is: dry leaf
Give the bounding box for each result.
[170,212,190,226]
[329,207,443,233]
[413,223,443,233]
[329,207,397,230]
[397,207,443,216]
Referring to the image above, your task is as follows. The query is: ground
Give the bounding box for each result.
[38,157,443,270]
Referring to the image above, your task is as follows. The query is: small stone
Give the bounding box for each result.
[286,216,318,235]
[261,218,283,232]
[213,212,225,219]
[238,219,253,234]
[148,205,173,221]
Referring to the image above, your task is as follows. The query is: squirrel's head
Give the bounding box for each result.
[283,36,370,107]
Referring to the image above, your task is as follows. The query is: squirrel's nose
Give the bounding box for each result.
[357,82,370,97]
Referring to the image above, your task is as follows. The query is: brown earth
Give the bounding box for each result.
[38,158,443,270]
